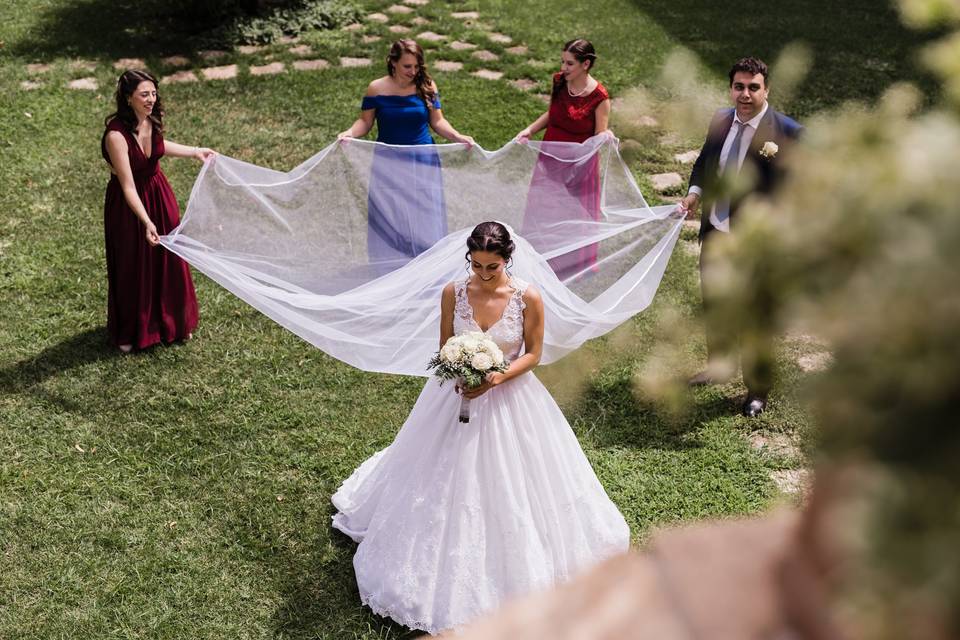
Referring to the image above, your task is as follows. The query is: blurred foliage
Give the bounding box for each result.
[693,0,960,636]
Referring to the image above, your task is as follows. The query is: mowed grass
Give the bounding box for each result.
[0,0,917,637]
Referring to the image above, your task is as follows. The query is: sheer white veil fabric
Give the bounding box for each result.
[160,134,684,376]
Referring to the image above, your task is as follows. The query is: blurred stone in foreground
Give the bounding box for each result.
[444,511,805,640]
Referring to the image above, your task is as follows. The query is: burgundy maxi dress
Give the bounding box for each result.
[101,119,198,349]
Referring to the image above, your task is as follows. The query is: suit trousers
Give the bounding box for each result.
[699,230,773,398]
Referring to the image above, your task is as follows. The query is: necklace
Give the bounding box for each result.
[567,80,591,98]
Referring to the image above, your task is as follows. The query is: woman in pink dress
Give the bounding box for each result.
[516,39,612,281]
[101,70,213,352]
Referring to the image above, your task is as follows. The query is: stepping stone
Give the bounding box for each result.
[404,0,429,4]
[450,40,477,50]
[20,80,43,90]
[293,59,331,71]
[366,12,389,22]
[769,469,812,496]
[528,59,551,68]
[114,57,146,70]
[417,31,446,42]
[199,50,228,61]
[650,172,683,192]
[451,11,479,19]
[201,64,238,80]
[162,55,191,68]
[510,78,537,91]
[505,45,528,55]
[163,70,199,83]
[238,45,264,54]
[342,22,363,31]
[26,63,52,74]
[70,59,96,72]
[250,62,285,76]
[278,35,299,44]
[471,50,499,62]
[67,77,98,90]
[486,32,512,44]
[411,16,429,25]
[797,351,832,373]
[674,150,699,164]
[362,35,382,43]
[638,115,660,127]
[389,24,411,33]
[288,44,312,56]
[472,69,503,80]
[340,56,372,67]
[748,432,801,459]
[387,4,413,13]
[433,60,463,72]
[534,93,551,103]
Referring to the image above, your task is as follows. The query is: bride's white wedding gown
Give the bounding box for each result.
[331,277,630,634]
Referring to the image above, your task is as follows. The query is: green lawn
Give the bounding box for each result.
[0,0,915,637]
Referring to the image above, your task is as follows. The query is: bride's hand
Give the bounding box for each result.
[461,372,504,399]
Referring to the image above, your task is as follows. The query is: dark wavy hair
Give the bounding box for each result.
[104,69,164,134]
[466,222,515,262]
[552,38,598,100]
[386,39,438,109]
[728,57,769,86]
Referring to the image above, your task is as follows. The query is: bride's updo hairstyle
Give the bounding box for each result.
[466,222,515,262]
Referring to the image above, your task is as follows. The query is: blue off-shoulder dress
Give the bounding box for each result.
[363,94,448,272]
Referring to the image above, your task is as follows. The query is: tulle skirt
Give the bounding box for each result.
[331,373,630,635]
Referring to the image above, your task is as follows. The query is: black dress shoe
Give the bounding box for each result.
[742,396,767,418]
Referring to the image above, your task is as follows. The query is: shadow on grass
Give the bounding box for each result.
[569,373,739,450]
[268,506,422,639]
[9,0,214,61]
[629,0,939,114]
[0,327,117,393]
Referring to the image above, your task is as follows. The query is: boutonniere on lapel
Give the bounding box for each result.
[758,141,779,159]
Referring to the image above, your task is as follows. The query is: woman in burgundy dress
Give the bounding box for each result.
[101,70,213,352]
[516,39,612,281]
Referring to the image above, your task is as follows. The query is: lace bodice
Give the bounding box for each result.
[453,277,528,362]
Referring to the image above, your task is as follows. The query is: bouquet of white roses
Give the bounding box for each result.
[427,331,509,423]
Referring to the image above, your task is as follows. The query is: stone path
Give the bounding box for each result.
[18,2,540,100]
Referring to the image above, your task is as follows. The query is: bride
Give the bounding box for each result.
[331,221,631,635]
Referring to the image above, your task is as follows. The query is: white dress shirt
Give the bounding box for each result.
[689,101,769,233]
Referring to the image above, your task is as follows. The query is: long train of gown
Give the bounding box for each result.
[331,277,630,634]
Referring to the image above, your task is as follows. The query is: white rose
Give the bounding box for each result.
[491,348,504,366]
[461,337,480,353]
[760,141,779,158]
[471,352,494,371]
[440,343,462,363]
[481,338,498,353]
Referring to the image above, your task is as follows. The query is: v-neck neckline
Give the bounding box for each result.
[132,124,153,160]
[465,278,517,333]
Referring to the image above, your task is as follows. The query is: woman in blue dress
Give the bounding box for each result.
[339,40,474,272]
